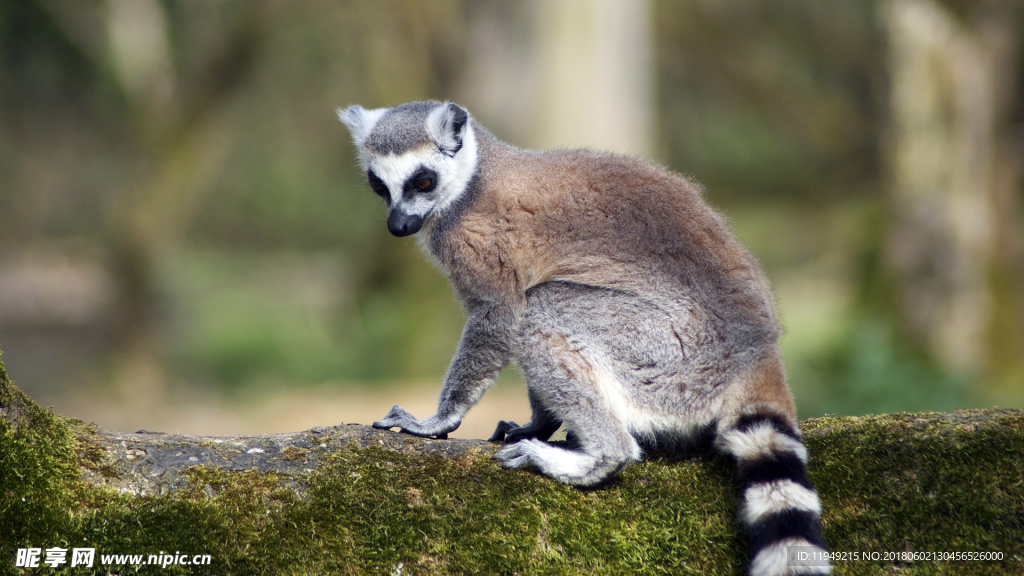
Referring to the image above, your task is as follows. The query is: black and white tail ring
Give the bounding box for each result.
[717,413,830,576]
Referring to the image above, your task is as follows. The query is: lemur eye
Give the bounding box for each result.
[367,172,388,196]
[407,168,438,193]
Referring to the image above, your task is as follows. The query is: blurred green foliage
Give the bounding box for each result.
[796,318,972,416]
[161,247,463,389]
[656,0,881,203]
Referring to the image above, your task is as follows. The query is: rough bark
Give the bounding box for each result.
[77,424,499,498]
[60,406,1024,499]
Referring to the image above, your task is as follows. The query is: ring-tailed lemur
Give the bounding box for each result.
[338,100,829,576]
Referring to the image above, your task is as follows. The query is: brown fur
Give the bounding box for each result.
[443,131,763,304]
[727,348,798,426]
[433,127,778,346]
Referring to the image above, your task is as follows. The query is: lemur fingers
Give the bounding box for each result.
[488,418,562,443]
[487,420,521,442]
[371,404,460,439]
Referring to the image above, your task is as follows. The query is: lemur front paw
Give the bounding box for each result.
[371,404,459,439]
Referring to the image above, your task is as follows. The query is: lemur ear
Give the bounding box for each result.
[425,103,469,157]
[337,105,387,148]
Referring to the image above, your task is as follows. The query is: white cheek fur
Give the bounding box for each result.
[435,123,478,213]
[362,124,479,219]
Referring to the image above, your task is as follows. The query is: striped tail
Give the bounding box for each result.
[716,411,830,576]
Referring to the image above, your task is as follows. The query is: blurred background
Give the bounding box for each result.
[0,0,1021,439]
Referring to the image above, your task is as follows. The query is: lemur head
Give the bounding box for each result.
[338,101,478,237]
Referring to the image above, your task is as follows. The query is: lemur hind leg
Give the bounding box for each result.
[494,282,647,487]
[492,355,641,487]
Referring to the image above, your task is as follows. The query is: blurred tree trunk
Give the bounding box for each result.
[104,0,178,405]
[461,0,655,156]
[882,0,1023,385]
[533,0,655,156]
[101,0,260,404]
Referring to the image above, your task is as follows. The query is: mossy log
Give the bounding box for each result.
[2,352,1023,575]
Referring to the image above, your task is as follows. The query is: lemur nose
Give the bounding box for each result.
[387,211,424,237]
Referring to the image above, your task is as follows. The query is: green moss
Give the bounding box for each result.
[296,446,742,575]
[2,349,1023,575]
[0,350,88,556]
[804,413,1024,575]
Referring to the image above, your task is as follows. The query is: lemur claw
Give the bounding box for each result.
[372,404,457,439]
